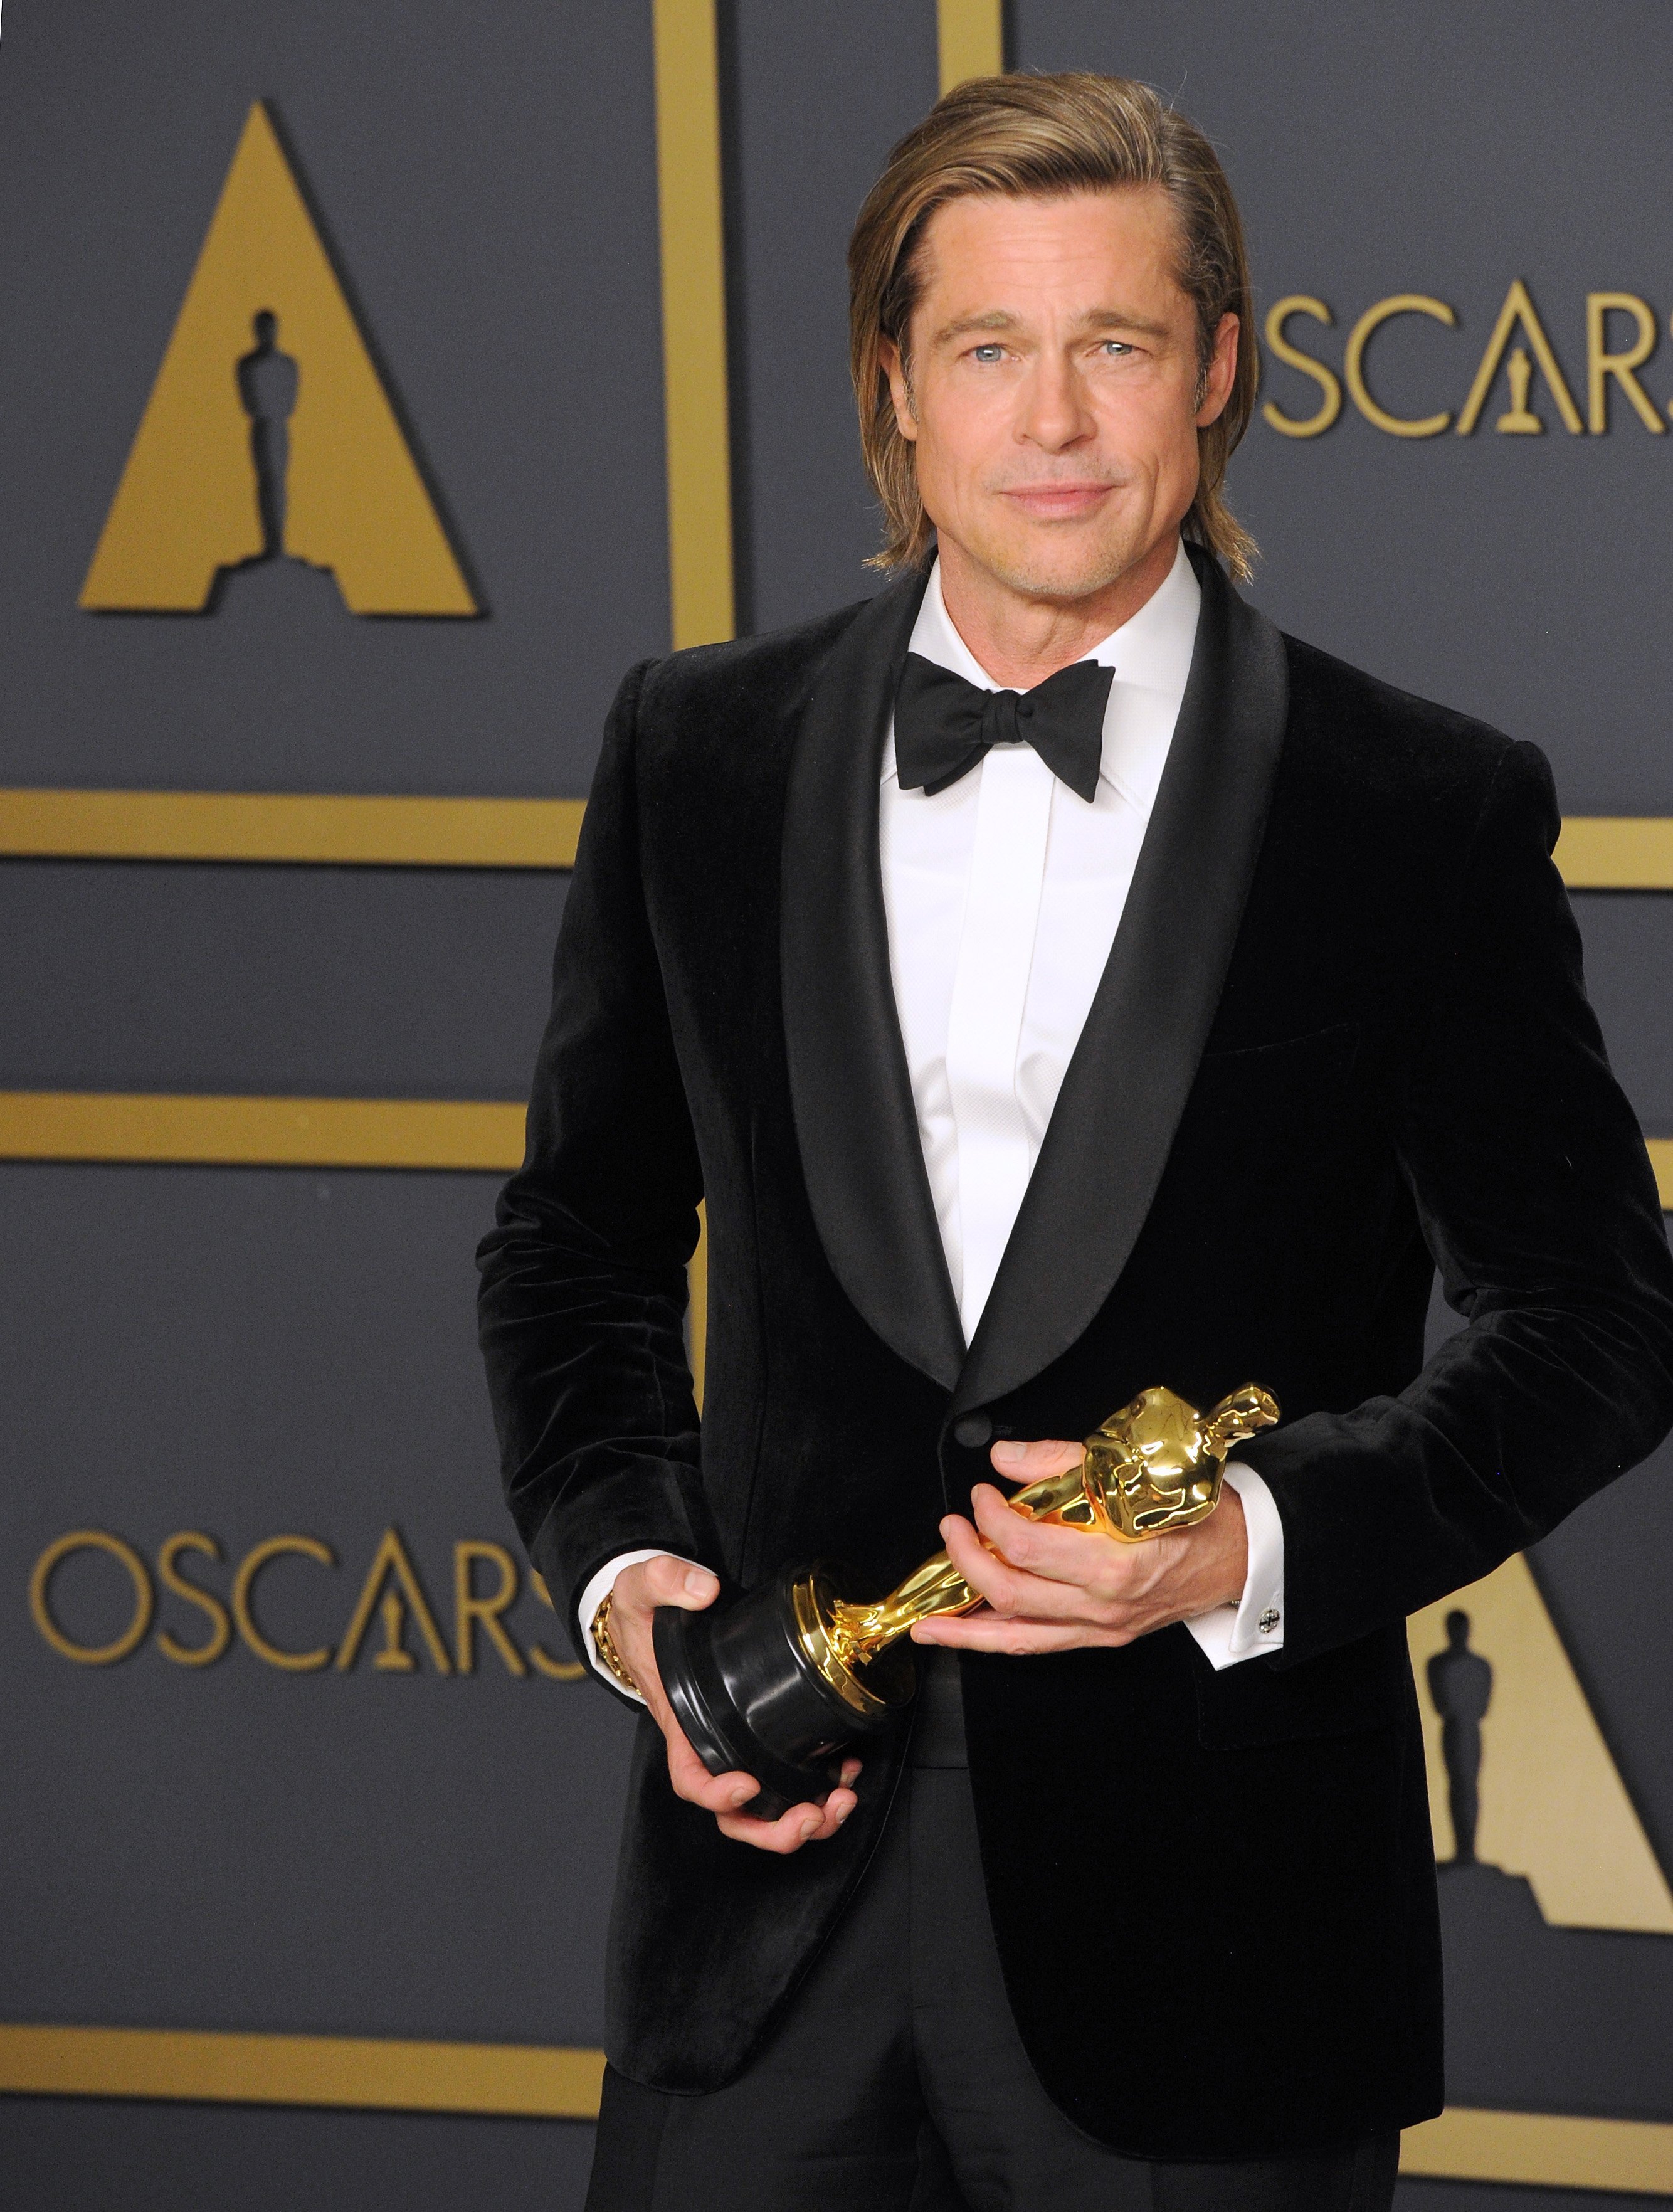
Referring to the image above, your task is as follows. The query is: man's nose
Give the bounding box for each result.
[1017,354,1094,450]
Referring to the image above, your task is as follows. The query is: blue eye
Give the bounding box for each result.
[971,344,1004,362]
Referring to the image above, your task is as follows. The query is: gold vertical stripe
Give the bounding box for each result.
[0,788,583,868]
[653,0,734,651]
[652,0,731,1389]
[937,0,1007,91]
[0,1093,526,1172]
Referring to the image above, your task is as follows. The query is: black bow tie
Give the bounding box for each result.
[893,652,1113,805]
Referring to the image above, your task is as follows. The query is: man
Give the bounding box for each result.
[478,71,1673,2210]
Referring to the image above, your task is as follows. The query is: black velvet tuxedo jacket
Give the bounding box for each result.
[478,547,1673,2159]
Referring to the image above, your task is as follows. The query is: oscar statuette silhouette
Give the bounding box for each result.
[1427,1608,1493,1863]
[236,309,300,560]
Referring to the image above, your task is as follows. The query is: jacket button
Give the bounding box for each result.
[952,1414,993,1450]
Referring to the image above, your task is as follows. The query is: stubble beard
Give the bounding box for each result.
[957,504,1155,608]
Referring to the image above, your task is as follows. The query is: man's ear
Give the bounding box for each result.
[1195,312,1240,430]
[878,336,919,443]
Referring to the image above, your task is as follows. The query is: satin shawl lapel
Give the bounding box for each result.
[781,564,964,1390]
[953,554,1290,1416]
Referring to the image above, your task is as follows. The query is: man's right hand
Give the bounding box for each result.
[608,1554,861,1855]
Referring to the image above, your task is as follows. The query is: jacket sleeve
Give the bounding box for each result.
[1242,738,1673,1665]
[476,660,716,1667]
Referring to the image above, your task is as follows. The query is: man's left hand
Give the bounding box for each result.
[912,1436,1248,1653]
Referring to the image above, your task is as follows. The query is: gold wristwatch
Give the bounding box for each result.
[590,1589,640,1696]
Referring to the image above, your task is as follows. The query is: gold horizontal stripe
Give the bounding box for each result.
[1401,2105,1673,2191]
[0,2033,1661,2179]
[0,1098,1670,1196]
[0,796,1669,887]
[0,2023,602,2119]
[0,789,584,868]
[1556,816,1673,889]
[0,1093,525,1171]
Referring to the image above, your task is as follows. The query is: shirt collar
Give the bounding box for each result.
[892,537,1201,811]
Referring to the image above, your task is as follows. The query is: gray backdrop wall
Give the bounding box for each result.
[3,5,1672,2209]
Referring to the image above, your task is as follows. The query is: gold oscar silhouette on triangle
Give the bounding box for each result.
[80,101,477,615]
[1408,1555,1673,1934]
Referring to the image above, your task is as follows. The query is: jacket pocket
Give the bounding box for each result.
[1196,1015,1362,1066]
[1194,1624,1410,1749]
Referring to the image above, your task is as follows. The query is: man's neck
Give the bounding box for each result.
[935,529,1181,691]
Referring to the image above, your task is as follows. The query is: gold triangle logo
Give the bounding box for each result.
[80,102,477,616]
[1409,1554,1673,1933]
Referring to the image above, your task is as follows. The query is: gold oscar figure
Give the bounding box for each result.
[654,1381,1280,1816]
[1495,347,1544,434]
[794,1383,1281,1722]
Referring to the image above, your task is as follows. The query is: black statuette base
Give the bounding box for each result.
[653,1565,913,1822]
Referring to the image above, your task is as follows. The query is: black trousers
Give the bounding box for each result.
[587,1657,1400,2212]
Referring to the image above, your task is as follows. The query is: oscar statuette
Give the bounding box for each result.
[653,1382,1279,1819]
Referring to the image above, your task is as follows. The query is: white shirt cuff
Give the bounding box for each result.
[576,1549,690,1698]
[1183,1461,1286,1671]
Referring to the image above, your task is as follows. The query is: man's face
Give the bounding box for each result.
[882,187,1237,603]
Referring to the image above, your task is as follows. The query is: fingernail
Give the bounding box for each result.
[800,1818,820,1841]
[835,1801,852,1823]
[991,1439,1025,1461]
[685,1567,717,1599]
[729,1784,753,1807]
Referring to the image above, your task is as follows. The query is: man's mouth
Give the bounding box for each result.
[997,483,1118,520]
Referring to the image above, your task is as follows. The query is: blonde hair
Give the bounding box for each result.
[847,71,1258,581]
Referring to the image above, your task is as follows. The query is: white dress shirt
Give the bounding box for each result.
[581,537,1285,1686]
